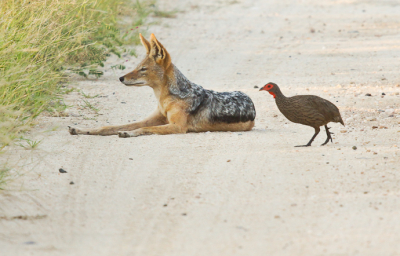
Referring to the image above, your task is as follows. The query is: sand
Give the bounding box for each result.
[1,0,400,255]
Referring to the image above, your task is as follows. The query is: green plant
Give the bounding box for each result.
[83,100,99,113]
[0,107,27,151]
[0,166,10,190]
[81,91,99,99]
[111,64,127,70]
[153,10,178,18]
[0,0,156,150]
[16,138,42,150]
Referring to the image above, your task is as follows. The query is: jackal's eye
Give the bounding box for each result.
[139,67,147,71]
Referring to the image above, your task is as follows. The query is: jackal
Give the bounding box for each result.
[68,34,256,137]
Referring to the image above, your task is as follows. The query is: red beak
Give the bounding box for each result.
[259,86,266,91]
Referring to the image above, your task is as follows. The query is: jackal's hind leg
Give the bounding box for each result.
[68,110,166,136]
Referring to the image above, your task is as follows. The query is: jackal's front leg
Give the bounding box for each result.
[118,109,188,138]
[69,110,166,136]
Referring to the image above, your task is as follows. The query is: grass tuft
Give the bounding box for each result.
[153,10,178,18]
[0,166,10,190]
[82,100,99,113]
[16,138,42,150]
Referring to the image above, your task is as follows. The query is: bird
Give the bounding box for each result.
[259,82,344,147]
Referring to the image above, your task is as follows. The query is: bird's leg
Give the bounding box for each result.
[321,125,334,146]
[295,127,320,147]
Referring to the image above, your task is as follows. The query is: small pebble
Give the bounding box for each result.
[254,85,259,88]
[70,181,74,185]
[365,93,372,96]
[372,126,378,129]
[59,168,67,173]
[227,160,231,162]
[382,92,386,95]
[385,109,395,115]
[352,146,357,150]
[129,158,133,160]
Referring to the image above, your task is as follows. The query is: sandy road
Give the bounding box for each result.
[1,0,400,255]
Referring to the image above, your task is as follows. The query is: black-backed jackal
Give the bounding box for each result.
[69,34,256,137]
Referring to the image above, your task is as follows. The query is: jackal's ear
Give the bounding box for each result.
[149,33,171,67]
[139,33,151,55]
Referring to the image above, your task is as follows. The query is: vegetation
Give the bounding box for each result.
[0,0,155,150]
[0,0,161,188]
[0,166,9,190]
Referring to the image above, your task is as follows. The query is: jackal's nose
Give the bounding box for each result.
[119,77,124,82]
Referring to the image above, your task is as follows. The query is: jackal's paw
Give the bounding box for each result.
[118,131,131,138]
[68,126,78,135]
[118,131,141,138]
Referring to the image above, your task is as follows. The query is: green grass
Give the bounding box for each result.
[16,138,42,150]
[0,166,10,190]
[0,0,160,188]
[81,91,99,99]
[82,99,99,113]
[0,0,155,150]
[153,10,178,18]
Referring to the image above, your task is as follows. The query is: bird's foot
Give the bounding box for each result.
[321,137,333,146]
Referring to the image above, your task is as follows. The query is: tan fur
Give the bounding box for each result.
[68,34,254,138]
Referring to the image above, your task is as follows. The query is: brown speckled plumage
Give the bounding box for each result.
[260,82,344,147]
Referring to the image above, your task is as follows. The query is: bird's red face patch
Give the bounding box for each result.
[260,83,275,98]
[264,83,274,91]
